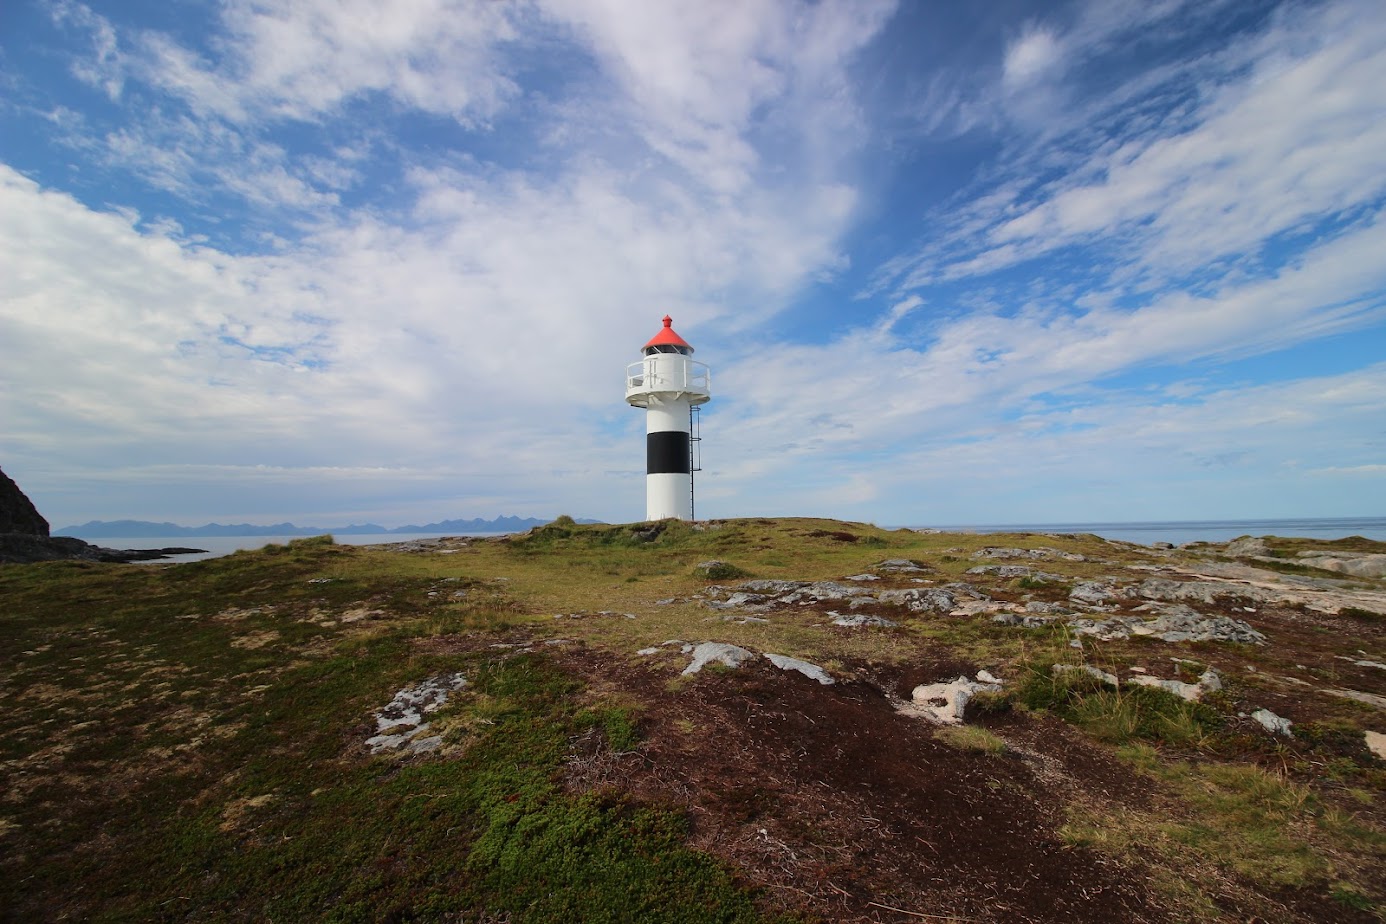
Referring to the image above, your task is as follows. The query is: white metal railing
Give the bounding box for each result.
[625,358,710,396]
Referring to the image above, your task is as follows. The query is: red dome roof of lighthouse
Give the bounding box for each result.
[643,315,693,352]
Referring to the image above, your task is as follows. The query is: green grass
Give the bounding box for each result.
[0,541,777,923]
[1062,743,1365,911]
[1007,660,1223,748]
[935,724,1008,754]
[4,518,1382,922]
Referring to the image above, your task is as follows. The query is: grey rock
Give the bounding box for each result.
[1136,577,1271,606]
[693,560,750,579]
[374,673,468,733]
[780,581,876,604]
[1337,657,1386,670]
[874,559,929,572]
[878,588,958,613]
[1225,536,1271,557]
[1131,601,1203,620]
[972,547,1041,561]
[1128,675,1203,701]
[992,612,1060,628]
[966,564,1035,578]
[831,613,899,628]
[1252,708,1293,736]
[1324,688,1386,710]
[763,653,834,685]
[682,642,755,675]
[1069,581,1119,605]
[366,730,418,752]
[738,579,811,595]
[943,582,990,599]
[1070,609,1265,645]
[972,546,1087,562]
[1296,551,1386,579]
[907,674,1004,724]
[706,592,771,610]
[367,672,467,754]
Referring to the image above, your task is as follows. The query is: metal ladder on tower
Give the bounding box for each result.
[689,404,702,520]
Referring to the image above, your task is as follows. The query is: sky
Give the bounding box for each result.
[2,0,1384,530]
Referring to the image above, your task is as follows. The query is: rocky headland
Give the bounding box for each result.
[0,467,205,564]
[2,515,1383,923]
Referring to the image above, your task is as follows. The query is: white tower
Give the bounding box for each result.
[625,316,711,521]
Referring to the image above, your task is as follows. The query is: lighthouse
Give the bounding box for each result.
[625,316,711,521]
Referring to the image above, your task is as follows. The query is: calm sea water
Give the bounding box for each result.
[71,532,510,564]
[70,517,1386,563]
[915,517,1386,547]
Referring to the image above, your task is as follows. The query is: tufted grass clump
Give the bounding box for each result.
[1008,660,1223,747]
[693,560,750,580]
[935,724,1008,755]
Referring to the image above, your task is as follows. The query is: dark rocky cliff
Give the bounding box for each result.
[0,466,204,564]
[1,466,50,537]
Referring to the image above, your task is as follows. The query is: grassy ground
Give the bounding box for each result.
[2,520,1383,922]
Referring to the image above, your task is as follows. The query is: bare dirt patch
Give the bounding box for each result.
[554,644,1158,924]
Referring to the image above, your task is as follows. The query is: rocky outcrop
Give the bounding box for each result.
[677,642,835,685]
[365,672,468,755]
[1128,668,1222,701]
[1251,708,1293,736]
[1224,536,1270,557]
[877,587,958,613]
[682,642,755,675]
[1295,551,1386,579]
[1069,581,1119,605]
[1134,577,1273,606]
[703,578,958,614]
[971,546,1087,562]
[905,672,1005,724]
[0,467,205,564]
[1,466,50,536]
[1068,607,1266,645]
[0,533,206,564]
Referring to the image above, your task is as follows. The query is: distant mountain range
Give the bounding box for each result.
[55,516,603,539]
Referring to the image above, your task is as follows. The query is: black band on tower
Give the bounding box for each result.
[647,431,691,474]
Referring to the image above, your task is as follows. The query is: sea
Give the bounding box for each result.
[911,516,1386,547]
[67,516,1386,564]
[67,532,511,564]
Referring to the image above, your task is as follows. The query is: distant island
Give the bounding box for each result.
[55,516,604,539]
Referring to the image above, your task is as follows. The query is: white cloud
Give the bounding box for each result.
[0,95,867,521]
[147,0,523,125]
[544,0,894,194]
[50,0,125,100]
[1311,465,1386,475]
[1002,26,1065,89]
[709,361,1386,523]
[11,0,1383,528]
[883,0,1386,293]
[709,209,1386,497]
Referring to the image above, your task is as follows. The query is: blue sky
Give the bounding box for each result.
[2,0,1384,529]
